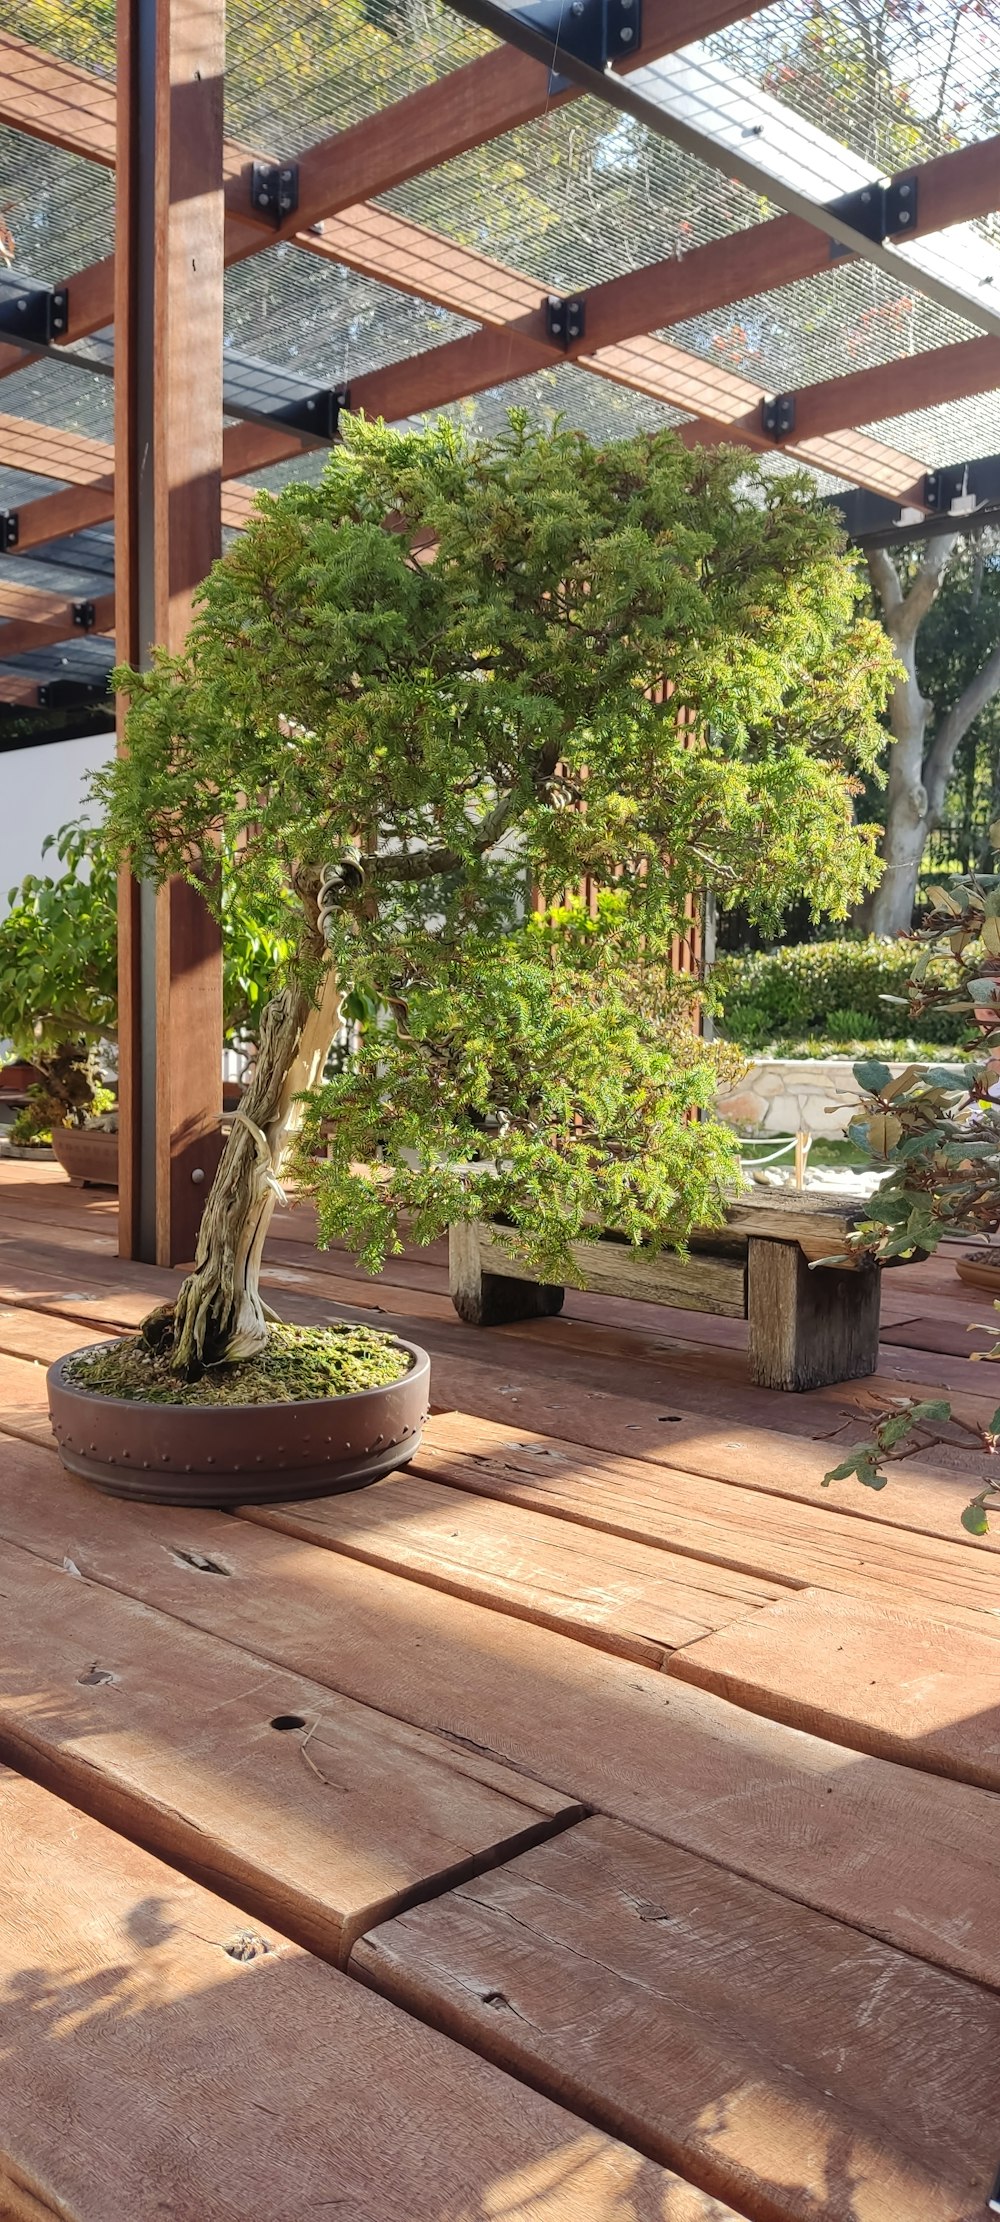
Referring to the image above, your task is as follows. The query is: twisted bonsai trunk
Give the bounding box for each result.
[145,959,341,1375]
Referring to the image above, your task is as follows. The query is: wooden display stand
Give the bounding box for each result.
[449,1192,882,1392]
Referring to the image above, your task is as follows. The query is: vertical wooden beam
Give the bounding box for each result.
[116,0,225,1265]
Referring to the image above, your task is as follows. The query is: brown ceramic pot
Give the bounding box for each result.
[52,1125,119,1188]
[47,1336,431,1507]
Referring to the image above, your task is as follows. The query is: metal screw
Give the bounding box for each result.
[570,3,585,14]
[191,1166,205,1183]
[619,24,634,37]
[897,210,911,224]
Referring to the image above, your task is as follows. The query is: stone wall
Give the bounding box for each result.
[715,1056,915,1139]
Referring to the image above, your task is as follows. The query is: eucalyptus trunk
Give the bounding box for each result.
[147,962,341,1374]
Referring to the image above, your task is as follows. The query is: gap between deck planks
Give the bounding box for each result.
[405,1413,1000,1634]
[0,1524,581,1969]
[351,1814,1000,2222]
[0,1431,998,1990]
[669,1585,1000,1791]
[0,1770,707,2222]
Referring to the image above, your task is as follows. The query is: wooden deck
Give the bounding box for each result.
[1,1160,999,2222]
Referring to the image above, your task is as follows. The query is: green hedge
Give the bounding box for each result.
[712,939,955,1052]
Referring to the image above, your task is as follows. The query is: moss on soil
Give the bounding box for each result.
[63,1321,411,1406]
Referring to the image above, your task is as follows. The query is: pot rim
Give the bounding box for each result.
[48,1333,429,1419]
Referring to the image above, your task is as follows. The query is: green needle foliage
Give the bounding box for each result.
[95,414,896,1313]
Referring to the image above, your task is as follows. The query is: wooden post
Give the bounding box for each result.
[115,0,225,1265]
[746,1238,881,1392]
[449,1224,565,1327]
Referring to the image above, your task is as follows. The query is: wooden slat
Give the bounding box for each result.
[245,1467,788,1665]
[407,1413,1000,1632]
[475,1226,748,1318]
[0,1522,577,1963]
[352,1815,1000,2222]
[0,587,114,660]
[0,32,116,161]
[0,1421,994,1986]
[0,1772,697,2222]
[670,1586,1000,1791]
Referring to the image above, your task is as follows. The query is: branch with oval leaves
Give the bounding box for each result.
[824,1395,1000,1535]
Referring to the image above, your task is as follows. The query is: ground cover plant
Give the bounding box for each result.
[94,413,897,1383]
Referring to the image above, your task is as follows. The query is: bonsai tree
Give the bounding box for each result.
[0,818,295,1138]
[95,414,897,1378]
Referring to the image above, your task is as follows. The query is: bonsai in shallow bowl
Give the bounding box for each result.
[48,414,895,1506]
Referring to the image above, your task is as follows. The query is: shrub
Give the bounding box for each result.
[712,939,956,1052]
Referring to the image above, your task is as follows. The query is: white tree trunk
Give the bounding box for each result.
[865,639,932,937]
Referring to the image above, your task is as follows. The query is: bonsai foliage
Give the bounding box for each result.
[95,413,896,1373]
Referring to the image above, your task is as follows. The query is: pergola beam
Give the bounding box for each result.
[0,585,114,660]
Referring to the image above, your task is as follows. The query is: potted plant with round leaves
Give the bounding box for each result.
[0,818,299,1187]
[0,823,117,1171]
[47,415,896,1507]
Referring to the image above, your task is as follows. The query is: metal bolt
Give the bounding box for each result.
[570,3,584,14]
[191,1166,205,1183]
[619,22,634,35]
[897,210,911,223]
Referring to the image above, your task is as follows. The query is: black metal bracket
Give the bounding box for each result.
[508,0,640,92]
[72,601,97,631]
[37,676,110,708]
[0,284,68,346]
[0,510,18,551]
[828,173,918,260]
[761,393,796,441]
[269,384,350,441]
[545,295,585,348]
[250,162,299,224]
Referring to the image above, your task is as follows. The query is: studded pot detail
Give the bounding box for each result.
[46,1338,431,1508]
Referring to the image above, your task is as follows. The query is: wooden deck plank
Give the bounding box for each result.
[669,1587,1000,1791]
[407,1414,1000,1631]
[245,1468,789,1666]
[351,1815,1000,2222]
[0,1534,577,1966]
[0,1773,704,2222]
[0,1433,996,1988]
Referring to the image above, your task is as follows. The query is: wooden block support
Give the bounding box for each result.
[747,1237,881,1392]
[449,1221,879,1391]
[449,1221,565,1326]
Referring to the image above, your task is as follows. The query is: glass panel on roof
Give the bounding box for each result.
[0,127,114,288]
[223,0,493,155]
[0,354,112,444]
[430,360,688,439]
[661,258,975,397]
[379,97,772,291]
[864,390,1000,465]
[224,247,476,383]
[709,0,1000,173]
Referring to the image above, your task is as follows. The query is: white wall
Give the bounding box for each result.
[0,733,113,913]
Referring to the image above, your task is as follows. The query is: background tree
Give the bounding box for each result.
[863,537,1000,935]
[95,414,896,1378]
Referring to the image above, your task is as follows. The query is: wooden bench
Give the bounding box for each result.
[449,1192,882,1392]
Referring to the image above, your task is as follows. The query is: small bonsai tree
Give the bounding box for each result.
[95,415,897,1377]
[0,819,295,1139]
